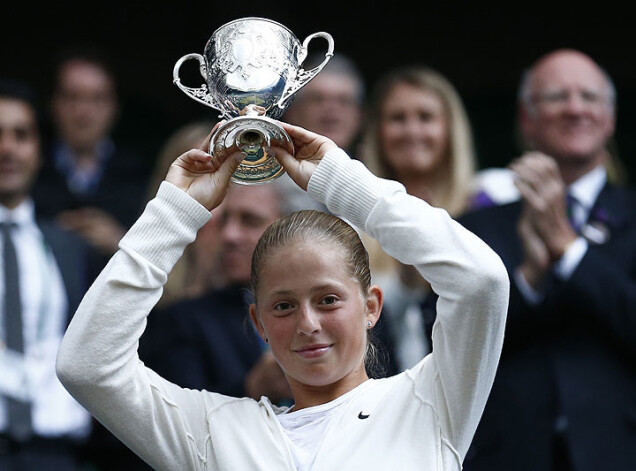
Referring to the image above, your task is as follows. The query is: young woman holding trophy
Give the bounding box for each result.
[56,117,508,470]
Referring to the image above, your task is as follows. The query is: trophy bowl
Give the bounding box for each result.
[173,17,334,184]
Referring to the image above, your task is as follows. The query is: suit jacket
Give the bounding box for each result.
[33,143,149,230]
[38,219,150,470]
[37,219,96,325]
[458,182,636,471]
[143,285,265,398]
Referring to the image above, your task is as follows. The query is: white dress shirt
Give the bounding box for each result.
[0,199,90,438]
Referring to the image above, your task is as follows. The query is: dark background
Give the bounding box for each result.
[4,1,634,180]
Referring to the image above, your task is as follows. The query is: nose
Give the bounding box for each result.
[220,217,242,246]
[403,116,424,137]
[296,304,320,336]
[563,92,588,115]
[0,134,17,156]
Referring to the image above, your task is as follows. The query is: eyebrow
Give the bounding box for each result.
[269,284,343,297]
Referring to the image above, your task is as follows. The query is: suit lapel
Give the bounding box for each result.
[583,183,631,245]
[38,221,86,325]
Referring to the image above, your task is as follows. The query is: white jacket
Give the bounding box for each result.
[57,148,509,470]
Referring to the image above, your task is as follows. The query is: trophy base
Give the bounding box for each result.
[210,116,293,185]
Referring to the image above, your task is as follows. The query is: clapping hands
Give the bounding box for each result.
[511,152,578,288]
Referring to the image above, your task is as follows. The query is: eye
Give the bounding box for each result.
[417,111,435,122]
[273,301,294,312]
[241,214,265,228]
[319,295,339,306]
[580,90,602,104]
[385,111,406,124]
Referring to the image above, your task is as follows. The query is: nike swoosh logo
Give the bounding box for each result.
[358,412,370,419]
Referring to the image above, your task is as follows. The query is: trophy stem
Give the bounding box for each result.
[210,116,293,185]
[237,129,268,153]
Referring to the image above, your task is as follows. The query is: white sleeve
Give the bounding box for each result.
[308,148,509,460]
[56,182,226,471]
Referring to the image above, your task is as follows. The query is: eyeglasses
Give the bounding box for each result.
[530,89,612,111]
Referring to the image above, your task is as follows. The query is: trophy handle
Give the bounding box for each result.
[173,53,227,114]
[276,32,335,110]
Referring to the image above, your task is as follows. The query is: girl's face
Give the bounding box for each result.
[250,240,381,395]
[379,82,449,178]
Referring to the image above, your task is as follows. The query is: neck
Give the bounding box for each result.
[63,138,103,166]
[558,154,606,186]
[73,148,100,167]
[288,363,369,411]
[0,194,27,210]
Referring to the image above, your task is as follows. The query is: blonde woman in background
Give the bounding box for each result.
[359,66,478,373]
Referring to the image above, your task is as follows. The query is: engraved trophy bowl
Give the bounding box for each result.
[173,17,334,184]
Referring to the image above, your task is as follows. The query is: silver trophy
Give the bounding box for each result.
[173,17,334,184]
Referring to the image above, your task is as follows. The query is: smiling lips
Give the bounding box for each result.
[294,344,332,359]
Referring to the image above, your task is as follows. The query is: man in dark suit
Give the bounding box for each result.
[32,47,149,260]
[461,50,636,471]
[0,80,96,470]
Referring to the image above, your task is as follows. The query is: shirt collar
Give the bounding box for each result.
[567,165,606,210]
[0,198,37,227]
[53,138,115,173]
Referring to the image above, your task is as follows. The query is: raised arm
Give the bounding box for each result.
[275,122,509,460]
[56,137,245,470]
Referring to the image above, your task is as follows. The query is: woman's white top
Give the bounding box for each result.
[57,148,509,470]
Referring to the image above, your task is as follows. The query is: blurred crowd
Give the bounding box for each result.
[0,42,634,471]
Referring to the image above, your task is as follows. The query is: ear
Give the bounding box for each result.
[249,304,267,342]
[365,285,383,328]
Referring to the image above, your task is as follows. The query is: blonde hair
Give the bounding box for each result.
[250,210,370,297]
[361,66,476,216]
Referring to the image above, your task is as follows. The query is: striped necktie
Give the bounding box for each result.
[566,194,583,233]
[1,222,33,440]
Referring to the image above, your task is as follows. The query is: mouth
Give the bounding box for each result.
[293,344,333,359]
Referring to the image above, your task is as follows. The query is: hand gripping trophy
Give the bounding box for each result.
[173,17,334,184]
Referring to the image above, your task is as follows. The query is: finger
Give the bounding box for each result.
[512,152,561,183]
[279,121,338,155]
[174,149,214,173]
[515,154,566,206]
[515,178,545,212]
[270,144,295,167]
[212,149,243,184]
[278,121,317,144]
[199,121,226,151]
[511,158,556,197]
[270,144,312,191]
